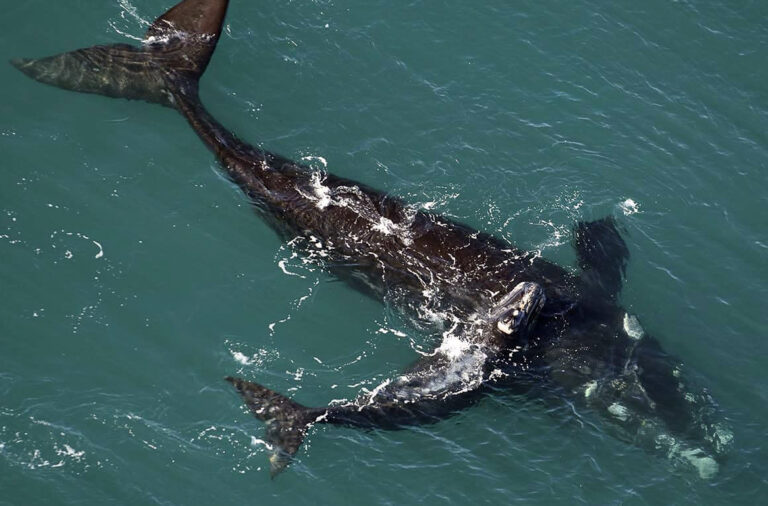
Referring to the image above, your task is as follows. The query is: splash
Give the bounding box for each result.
[50,229,104,259]
[619,198,640,215]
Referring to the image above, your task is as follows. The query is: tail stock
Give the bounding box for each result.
[10,0,229,107]
[226,376,322,477]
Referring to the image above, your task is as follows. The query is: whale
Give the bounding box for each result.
[12,0,733,478]
[228,280,547,475]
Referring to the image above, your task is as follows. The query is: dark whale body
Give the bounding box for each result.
[12,0,732,478]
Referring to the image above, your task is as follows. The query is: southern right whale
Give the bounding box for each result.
[12,0,732,478]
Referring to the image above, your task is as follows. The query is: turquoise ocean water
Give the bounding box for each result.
[1,0,767,504]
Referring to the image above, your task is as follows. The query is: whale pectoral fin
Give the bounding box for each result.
[573,217,629,302]
[226,376,319,477]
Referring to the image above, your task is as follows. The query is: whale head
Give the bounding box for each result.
[490,282,546,339]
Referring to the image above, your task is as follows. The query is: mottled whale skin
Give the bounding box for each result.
[12,0,732,478]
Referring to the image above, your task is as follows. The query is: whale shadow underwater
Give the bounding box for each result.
[12,0,733,479]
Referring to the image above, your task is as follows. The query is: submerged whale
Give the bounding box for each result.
[12,0,732,478]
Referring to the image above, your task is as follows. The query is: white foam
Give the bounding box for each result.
[435,333,473,361]
[422,349,486,396]
[277,259,305,278]
[301,155,328,168]
[622,313,645,340]
[54,444,85,460]
[619,198,639,215]
[363,379,392,407]
[376,327,408,338]
[711,424,735,454]
[608,402,630,422]
[309,171,332,209]
[49,229,104,259]
[372,217,395,235]
[535,219,569,249]
[488,369,507,380]
[583,380,598,398]
[231,352,251,365]
[250,436,272,450]
[230,348,276,366]
[680,449,719,479]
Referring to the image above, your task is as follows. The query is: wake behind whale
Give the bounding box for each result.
[12,0,732,479]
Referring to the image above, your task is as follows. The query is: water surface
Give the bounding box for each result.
[1,0,767,504]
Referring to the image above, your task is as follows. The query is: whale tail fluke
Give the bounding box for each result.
[10,0,229,107]
[226,376,322,477]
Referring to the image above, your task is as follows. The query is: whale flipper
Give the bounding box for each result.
[10,0,229,107]
[226,376,323,477]
[573,217,629,302]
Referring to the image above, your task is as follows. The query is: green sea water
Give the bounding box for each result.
[1,0,767,504]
